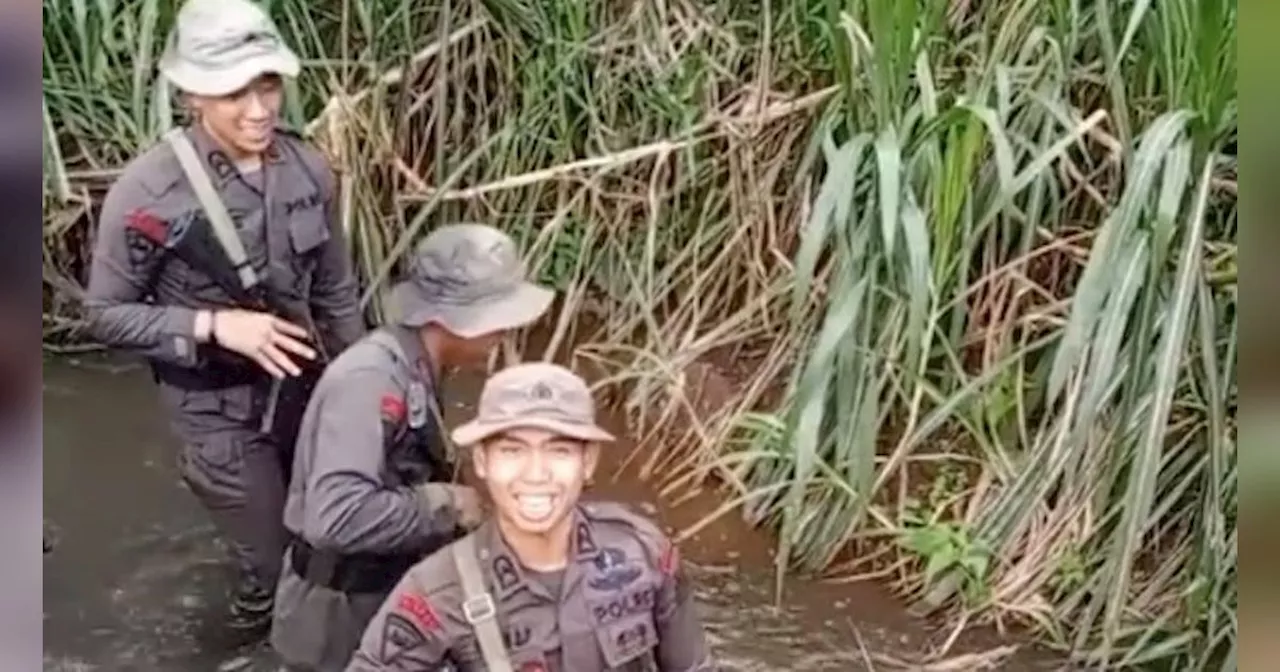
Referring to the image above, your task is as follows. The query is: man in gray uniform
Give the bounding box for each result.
[83,0,364,635]
[272,223,557,671]
[347,363,713,671]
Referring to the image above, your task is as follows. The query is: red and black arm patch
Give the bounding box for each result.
[381,394,407,423]
[380,393,408,446]
[357,590,449,668]
[124,209,169,245]
[122,209,168,269]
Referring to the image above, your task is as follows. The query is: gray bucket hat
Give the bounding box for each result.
[159,0,300,97]
[390,223,555,338]
[452,363,616,447]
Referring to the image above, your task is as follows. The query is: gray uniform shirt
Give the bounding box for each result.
[272,327,459,670]
[347,502,713,672]
[283,326,458,552]
[83,125,364,370]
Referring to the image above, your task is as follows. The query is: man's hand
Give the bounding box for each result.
[206,309,317,378]
[415,483,486,530]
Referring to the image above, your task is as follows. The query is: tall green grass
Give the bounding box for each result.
[42,0,1236,668]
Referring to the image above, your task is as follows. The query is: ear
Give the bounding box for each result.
[583,443,601,481]
[182,93,205,121]
[471,443,488,479]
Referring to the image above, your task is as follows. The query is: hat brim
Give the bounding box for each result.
[159,45,301,97]
[451,416,616,447]
[391,281,555,338]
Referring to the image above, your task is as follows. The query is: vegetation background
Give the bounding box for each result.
[41,0,1236,668]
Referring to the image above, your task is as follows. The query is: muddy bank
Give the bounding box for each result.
[43,354,1062,670]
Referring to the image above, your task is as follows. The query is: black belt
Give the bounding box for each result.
[151,356,262,391]
[287,539,421,595]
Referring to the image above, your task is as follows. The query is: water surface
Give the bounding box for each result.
[43,355,1061,670]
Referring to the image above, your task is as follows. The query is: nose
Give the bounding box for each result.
[520,447,551,483]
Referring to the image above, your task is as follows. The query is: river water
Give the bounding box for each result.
[42,355,1063,671]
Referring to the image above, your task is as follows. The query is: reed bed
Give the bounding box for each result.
[42,0,1236,668]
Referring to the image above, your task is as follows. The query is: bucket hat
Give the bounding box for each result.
[159,0,300,97]
[452,363,615,447]
[390,223,554,338]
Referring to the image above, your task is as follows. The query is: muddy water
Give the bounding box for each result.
[43,355,1061,671]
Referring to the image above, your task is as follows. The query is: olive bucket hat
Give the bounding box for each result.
[159,0,301,97]
[390,223,555,339]
[451,363,616,447]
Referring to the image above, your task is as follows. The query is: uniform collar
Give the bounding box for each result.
[476,506,600,602]
[184,122,287,187]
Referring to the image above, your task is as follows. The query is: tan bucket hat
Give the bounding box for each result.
[452,363,616,447]
[159,0,301,97]
[390,223,554,338]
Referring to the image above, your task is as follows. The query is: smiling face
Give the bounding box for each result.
[187,73,284,160]
[473,426,599,537]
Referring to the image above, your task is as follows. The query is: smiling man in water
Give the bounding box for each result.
[84,0,364,638]
[346,363,714,671]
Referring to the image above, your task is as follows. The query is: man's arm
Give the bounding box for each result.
[83,174,207,366]
[308,166,365,354]
[653,540,713,671]
[345,566,455,671]
[302,367,457,555]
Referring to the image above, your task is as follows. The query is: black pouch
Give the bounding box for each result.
[260,362,324,476]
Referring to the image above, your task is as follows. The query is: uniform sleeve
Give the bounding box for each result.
[83,173,201,367]
[308,164,365,354]
[346,568,455,671]
[302,367,457,554]
[653,539,713,671]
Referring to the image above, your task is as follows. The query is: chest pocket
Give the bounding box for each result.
[285,209,330,299]
[597,613,659,672]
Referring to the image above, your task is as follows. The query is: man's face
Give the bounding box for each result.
[188,74,284,157]
[473,427,598,536]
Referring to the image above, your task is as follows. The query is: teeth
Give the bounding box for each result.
[516,495,554,521]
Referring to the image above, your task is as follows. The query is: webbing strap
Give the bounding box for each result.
[451,534,513,672]
[163,128,259,291]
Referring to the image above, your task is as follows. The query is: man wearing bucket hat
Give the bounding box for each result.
[346,363,713,671]
[272,223,557,671]
[84,0,364,637]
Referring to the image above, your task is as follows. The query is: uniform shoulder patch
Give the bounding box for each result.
[381,393,407,423]
[377,587,446,667]
[394,591,442,633]
[369,549,468,663]
[124,209,168,244]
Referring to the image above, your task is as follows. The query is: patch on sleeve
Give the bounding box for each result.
[378,613,435,666]
[124,209,168,244]
[371,592,445,666]
[381,394,407,423]
[395,592,441,633]
[122,209,167,268]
